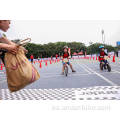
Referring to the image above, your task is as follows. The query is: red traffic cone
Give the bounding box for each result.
[55,59,56,63]
[96,56,97,60]
[45,61,48,66]
[34,61,35,64]
[93,57,94,60]
[39,62,42,68]
[0,63,3,70]
[112,55,115,62]
[50,60,52,64]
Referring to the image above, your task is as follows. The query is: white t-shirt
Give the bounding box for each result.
[0,31,3,38]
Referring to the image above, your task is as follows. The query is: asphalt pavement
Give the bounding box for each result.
[0,57,120,100]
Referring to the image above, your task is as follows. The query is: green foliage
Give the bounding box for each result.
[86,43,116,55]
[24,42,86,58]
[24,42,117,58]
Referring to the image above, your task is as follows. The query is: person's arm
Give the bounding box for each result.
[104,52,110,57]
[0,36,18,54]
[61,54,63,60]
[104,52,108,56]
[68,53,71,59]
[0,36,28,54]
[0,42,18,54]
[0,36,15,45]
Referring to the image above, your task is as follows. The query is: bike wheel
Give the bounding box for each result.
[99,63,101,70]
[100,62,103,70]
[107,64,111,72]
[65,67,67,76]
[65,69,67,76]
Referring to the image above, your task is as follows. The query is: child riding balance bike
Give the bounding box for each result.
[99,45,111,72]
[61,46,76,75]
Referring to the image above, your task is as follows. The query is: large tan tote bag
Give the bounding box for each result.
[5,38,40,92]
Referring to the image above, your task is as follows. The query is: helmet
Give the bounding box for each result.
[99,45,104,49]
[63,46,68,50]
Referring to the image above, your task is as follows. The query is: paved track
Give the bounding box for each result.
[0,58,120,100]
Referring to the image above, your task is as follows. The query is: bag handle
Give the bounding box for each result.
[17,38,31,47]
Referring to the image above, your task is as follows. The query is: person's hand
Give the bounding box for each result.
[19,46,28,54]
[6,45,18,54]
[23,47,28,54]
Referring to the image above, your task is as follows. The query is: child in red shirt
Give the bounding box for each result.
[61,46,76,75]
[99,46,109,70]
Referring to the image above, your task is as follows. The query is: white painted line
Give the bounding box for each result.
[111,64,120,67]
[80,62,118,86]
[112,70,120,74]
[40,71,86,75]
[0,72,6,73]
[41,73,91,78]
[40,71,119,78]
[112,69,120,71]
[76,59,118,86]
[75,60,91,74]
[0,80,7,83]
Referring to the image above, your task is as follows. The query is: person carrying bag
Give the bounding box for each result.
[5,38,40,92]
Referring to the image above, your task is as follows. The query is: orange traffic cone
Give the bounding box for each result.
[112,55,115,62]
[39,62,42,68]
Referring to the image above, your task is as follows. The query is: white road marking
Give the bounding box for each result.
[112,70,120,74]
[75,60,91,74]
[76,60,118,86]
[111,64,120,67]
[0,80,7,83]
[0,72,6,74]
[41,73,91,78]
[112,69,120,71]
[40,71,86,75]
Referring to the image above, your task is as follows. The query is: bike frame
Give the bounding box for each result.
[63,58,69,76]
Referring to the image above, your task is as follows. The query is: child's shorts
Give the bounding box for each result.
[62,61,70,65]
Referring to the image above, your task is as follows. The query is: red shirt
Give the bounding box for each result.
[62,53,69,58]
[30,55,34,59]
[99,52,107,61]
